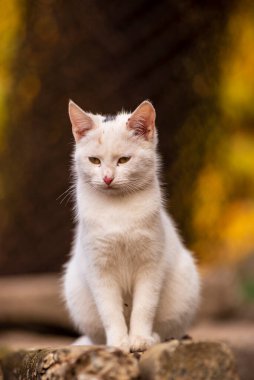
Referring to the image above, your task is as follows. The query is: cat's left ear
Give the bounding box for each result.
[68,100,95,142]
[127,100,156,141]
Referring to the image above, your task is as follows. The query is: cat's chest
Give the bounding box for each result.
[81,202,161,261]
[82,195,158,233]
[85,227,157,280]
[86,213,156,252]
[92,210,139,233]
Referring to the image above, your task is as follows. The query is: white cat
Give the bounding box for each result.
[63,100,200,352]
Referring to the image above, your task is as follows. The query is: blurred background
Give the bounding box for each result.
[0,0,253,378]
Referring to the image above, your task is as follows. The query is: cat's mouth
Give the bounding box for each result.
[103,185,117,191]
[100,183,122,193]
[91,181,123,194]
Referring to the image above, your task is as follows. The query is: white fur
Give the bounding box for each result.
[63,101,200,352]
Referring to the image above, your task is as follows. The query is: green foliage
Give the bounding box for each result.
[240,279,254,301]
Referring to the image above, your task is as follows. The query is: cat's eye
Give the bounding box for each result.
[88,157,101,165]
[117,157,131,165]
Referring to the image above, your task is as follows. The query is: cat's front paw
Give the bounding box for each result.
[129,333,160,352]
[107,334,130,353]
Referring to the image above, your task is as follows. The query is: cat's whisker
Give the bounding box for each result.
[57,185,75,205]
[57,188,70,201]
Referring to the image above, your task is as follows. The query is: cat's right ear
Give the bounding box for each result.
[68,100,95,142]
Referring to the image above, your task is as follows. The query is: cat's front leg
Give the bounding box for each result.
[129,268,162,352]
[88,273,129,351]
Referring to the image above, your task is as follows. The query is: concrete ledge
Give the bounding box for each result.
[139,340,240,380]
[0,345,139,380]
[0,340,240,380]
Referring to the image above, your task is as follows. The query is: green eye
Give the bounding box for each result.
[88,157,101,165]
[118,157,131,164]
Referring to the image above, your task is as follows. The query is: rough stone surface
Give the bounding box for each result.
[233,346,254,380]
[0,346,139,380]
[0,341,241,380]
[139,340,240,380]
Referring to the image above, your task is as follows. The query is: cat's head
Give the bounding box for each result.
[69,100,159,195]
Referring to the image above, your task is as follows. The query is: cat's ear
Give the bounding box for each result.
[68,100,95,142]
[127,100,156,140]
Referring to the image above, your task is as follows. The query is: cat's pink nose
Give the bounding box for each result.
[103,176,113,185]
